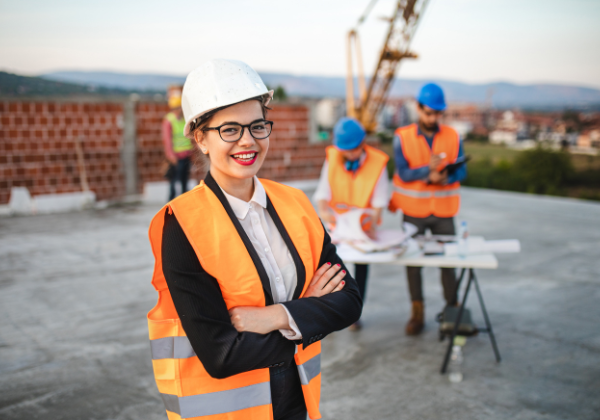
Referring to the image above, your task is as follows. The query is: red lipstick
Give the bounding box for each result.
[231,150,258,166]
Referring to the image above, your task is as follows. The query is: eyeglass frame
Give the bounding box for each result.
[202,119,274,143]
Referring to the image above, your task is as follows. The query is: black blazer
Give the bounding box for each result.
[161,173,362,379]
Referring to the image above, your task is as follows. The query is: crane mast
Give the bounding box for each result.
[347,0,430,133]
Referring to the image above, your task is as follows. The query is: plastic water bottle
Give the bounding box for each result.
[448,344,464,383]
[457,221,469,258]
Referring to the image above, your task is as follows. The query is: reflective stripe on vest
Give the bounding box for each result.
[148,178,326,420]
[150,336,195,359]
[298,353,321,385]
[165,112,192,153]
[393,185,461,199]
[389,124,461,218]
[160,382,271,418]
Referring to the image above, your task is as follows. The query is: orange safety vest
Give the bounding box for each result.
[326,144,389,231]
[389,124,461,218]
[148,179,325,420]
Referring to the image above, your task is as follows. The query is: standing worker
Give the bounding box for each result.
[389,83,467,335]
[148,59,362,420]
[162,85,194,200]
[314,117,389,330]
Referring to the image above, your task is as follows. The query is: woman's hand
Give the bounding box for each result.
[229,263,347,333]
[303,263,346,298]
[229,305,289,334]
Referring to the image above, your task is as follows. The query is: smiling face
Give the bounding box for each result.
[194,100,268,187]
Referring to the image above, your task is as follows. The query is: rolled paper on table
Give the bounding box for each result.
[444,239,521,256]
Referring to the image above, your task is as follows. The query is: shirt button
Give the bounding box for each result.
[264,247,269,252]
[276,277,280,282]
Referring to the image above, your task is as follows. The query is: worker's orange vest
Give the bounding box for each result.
[326,144,389,230]
[389,124,460,218]
[148,179,325,420]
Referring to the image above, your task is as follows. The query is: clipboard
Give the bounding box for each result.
[442,155,471,174]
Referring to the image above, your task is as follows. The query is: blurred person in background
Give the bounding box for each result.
[163,85,194,200]
[148,59,362,420]
[314,117,389,330]
[389,83,467,336]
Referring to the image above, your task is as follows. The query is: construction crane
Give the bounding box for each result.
[346,0,430,133]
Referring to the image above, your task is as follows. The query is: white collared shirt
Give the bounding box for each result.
[219,177,302,340]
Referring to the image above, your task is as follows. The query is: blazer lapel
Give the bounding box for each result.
[265,196,306,300]
[204,173,274,305]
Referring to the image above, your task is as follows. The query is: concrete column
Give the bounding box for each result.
[121,98,138,196]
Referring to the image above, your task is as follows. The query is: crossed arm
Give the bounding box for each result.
[161,212,362,379]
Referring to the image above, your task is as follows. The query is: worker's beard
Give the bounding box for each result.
[419,121,438,132]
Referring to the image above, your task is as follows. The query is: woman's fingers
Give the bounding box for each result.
[321,269,346,294]
[304,263,346,298]
[315,264,342,290]
[309,262,333,286]
[331,279,346,293]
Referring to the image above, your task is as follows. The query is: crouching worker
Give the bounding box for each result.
[147,59,362,420]
[314,117,389,330]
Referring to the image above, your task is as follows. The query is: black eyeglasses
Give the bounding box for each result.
[202,119,274,142]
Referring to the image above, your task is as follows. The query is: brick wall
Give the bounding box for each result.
[0,101,125,205]
[136,102,206,189]
[0,99,329,205]
[258,104,326,181]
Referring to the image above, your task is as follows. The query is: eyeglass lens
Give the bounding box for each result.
[219,121,272,142]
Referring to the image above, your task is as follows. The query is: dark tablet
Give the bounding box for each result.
[442,155,471,174]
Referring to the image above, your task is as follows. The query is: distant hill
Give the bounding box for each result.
[36,70,600,109]
[0,71,132,97]
[42,71,181,93]
[260,74,600,109]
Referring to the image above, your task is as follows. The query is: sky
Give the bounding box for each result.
[0,0,599,88]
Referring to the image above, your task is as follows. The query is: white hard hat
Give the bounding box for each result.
[181,59,274,138]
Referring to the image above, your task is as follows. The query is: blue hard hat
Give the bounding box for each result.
[417,83,447,111]
[333,117,366,150]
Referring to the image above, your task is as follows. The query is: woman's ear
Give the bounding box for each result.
[194,130,208,155]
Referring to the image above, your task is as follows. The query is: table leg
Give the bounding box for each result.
[451,268,467,307]
[440,269,473,374]
[472,270,501,363]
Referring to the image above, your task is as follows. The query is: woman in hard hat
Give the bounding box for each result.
[147,59,362,420]
[314,117,389,330]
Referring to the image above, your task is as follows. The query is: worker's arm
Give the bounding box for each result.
[317,200,335,227]
[366,166,389,236]
[281,227,363,349]
[446,140,467,184]
[313,161,335,225]
[228,263,346,335]
[161,211,295,379]
[162,118,177,165]
[394,134,430,182]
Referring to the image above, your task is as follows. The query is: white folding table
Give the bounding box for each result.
[337,236,502,374]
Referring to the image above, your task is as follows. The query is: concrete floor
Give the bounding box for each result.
[0,187,599,420]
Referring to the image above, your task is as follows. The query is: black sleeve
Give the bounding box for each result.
[282,228,363,348]
[161,211,295,379]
